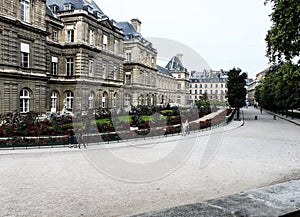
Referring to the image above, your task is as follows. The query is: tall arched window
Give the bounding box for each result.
[20,89,30,113]
[88,92,95,109]
[124,93,131,107]
[112,93,117,107]
[51,91,58,112]
[102,92,108,108]
[65,91,74,109]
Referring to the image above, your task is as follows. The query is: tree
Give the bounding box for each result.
[255,63,300,115]
[265,0,300,64]
[226,68,247,120]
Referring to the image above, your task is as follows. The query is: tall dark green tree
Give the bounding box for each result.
[265,0,300,64]
[226,68,247,120]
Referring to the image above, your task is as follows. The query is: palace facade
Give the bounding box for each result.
[0,0,189,115]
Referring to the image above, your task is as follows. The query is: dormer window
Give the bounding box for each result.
[64,3,73,11]
[83,5,93,13]
[87,6,93,13]
[50,4,59,14]
[95,12,102,18]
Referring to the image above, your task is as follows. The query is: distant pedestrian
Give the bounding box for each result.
[77,129,87,149]
[185,119,190,135]
[260,106,263,114]
[181,122,186,136]
[68,129,75,148]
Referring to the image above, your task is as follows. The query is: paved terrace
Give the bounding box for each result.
[0,107,299,216]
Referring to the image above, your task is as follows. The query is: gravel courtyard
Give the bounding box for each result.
[0,107,299,217]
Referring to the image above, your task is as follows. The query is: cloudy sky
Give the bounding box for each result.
[97,0,273,78]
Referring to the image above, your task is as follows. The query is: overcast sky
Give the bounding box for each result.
[97,0,273,78]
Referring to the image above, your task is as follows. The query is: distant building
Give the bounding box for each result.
[189,70,228,104]
[247,66,274,105]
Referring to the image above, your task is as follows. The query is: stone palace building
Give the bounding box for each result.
[0,0,190,115]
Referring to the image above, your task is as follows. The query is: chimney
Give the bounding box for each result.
[176,53,183,63]
[131,18,142,33]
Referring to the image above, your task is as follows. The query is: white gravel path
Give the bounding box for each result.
[0,107,299,217]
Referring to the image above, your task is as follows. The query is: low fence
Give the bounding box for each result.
[0,109,236,150]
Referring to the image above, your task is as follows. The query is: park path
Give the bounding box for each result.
[0,107,299,217]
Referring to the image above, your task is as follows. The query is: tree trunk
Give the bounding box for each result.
[235,107,240,121]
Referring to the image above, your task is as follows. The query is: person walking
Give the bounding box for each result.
[68,128,75,148]
[260,105,263,114]
[181,122,186,136]
[78,129,87,149]
[185,119,190,135]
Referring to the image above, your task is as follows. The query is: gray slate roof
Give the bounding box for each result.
[46,0,105,17]
[165,56,186,71]
[116,22,153,46]
[157,65,173,77]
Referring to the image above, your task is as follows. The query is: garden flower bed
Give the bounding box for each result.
[0,106,232,148]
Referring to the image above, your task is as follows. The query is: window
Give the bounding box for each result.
[102,93,106,108]
[20,0,30,22]
[64,3,73,10]
[87,6,93,13]
[88,92,94,109]
[125,52,131,62]
[88,60,93,76]
[190,90,192,94]
[51,56,58,75]
[65,91,74,109]
[102,63,106,79]
[50,91,58,113]
[195,84,198,88]
[66,58,73,76]
[195,90,197,94]
[125,72,131,84]
[124,94,131,106]
[50,5,59,14]
[216,84,218,88]
[200,90,202,94]
[102,34,108,49]
[20,89,30,113]
[114,40,118,54]
[89,29,94,45]
[177,84,181,90]
[20,42,29,68]
[113,66,117,80]
[52,30,58,42]
[66,26,74,42]
[178,74,181,79]
[112,93,117,107]
[177,96,181,104]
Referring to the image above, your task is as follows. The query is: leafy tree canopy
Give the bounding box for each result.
[226,68,247,109]
[265,0,300,64]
